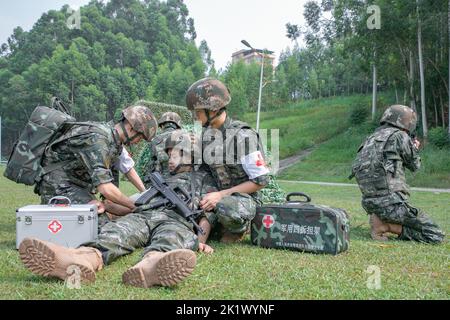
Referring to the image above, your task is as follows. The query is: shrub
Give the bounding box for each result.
[349,105,370,126]
[134,100,193,125]
[428,127,450,149]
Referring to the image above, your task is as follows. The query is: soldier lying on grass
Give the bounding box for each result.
[19,131,216,288]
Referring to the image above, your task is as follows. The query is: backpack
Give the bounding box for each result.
[4,98,76,186]
[350,127,400,197]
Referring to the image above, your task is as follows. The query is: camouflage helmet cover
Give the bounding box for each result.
[380,105,417,133]
[186,78,231,111]
[158,112,182,128]
[165,130,201,163]
[122,105,158,141]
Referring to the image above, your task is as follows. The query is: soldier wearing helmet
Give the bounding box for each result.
[351,105,444,244]
[143,112,183,186]
[20,130,219,287]
[186,78,270,244]
[38,105,158,215]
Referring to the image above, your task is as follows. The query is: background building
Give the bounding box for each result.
[232,49,275,67]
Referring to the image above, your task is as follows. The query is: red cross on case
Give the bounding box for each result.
[263,215,275,229]
[48,220,63,234]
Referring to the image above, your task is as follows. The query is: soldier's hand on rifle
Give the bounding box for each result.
[198,243,214,255]
[413,138,421,150]
[200,192,223,212]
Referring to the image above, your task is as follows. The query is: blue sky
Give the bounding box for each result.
[0,0,306,69]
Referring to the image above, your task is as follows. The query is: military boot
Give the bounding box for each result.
[369,214,403,241]
[19,238,103,283]
[122,249,196,288]
[220,231,246,244]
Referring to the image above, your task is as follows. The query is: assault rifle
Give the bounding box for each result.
[134,172,205,235]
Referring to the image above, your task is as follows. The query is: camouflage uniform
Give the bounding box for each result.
[202,116,270,234]
[186,78,270,235]
[352,125,445,244]
[37,105,157,205]
[144,123,179,184]
[84,169,217,265]
[37,122,123,205]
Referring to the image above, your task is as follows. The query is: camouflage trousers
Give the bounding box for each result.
[206,193,257,234]
[37,170,96,205]
[362,193,445,244]
[37,170,112,229]
[83,210,199,265]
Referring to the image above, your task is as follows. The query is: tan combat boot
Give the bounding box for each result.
[19,238,103,283]
[369,215,403,241]
[220,231,246,244]
[122,249,196,288]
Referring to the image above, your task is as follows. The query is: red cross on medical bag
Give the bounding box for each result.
[251,193,350,255]
[15,197,98,249]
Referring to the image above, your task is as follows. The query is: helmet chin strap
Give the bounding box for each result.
[203,109,225,128]
[120,120,141,146]
[170,164,193,175]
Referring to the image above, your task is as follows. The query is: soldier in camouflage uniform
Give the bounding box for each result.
[37,106,157,224]
[351,105,445,244]
[143,112,182,186]
[186,78,270,243]
[19,131,216,288]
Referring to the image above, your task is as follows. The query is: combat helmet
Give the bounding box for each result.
[165,131,201,168]
[122,105,158,142]
[380,105,417,133]
[158,112,182,129]
[186,78,231,111]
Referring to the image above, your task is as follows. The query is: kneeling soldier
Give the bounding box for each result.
[351,105,445,244]
[18,131,216,288]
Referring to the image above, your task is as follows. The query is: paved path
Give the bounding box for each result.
[278,180,450,194]
[277,146,316,173]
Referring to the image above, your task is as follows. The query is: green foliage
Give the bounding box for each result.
[428,127,450,149]
[0,0,206,156]
[135,143,152,179]
[349,104,370,126]
[240,95,372,159]
[282,0,449,133]
[133,100,192,125]
[280,117,450,189]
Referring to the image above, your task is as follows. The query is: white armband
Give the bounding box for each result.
[241,151,270,179]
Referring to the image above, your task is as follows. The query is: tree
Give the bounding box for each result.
[199,40,215,75]
[0,0,207,155]
[286,23,301,45]
[417,0,428,138]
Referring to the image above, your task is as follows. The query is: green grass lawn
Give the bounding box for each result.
[279,127,450,189]
[239,95,376,159]
[237,93,449,189]
[0,175,448,300]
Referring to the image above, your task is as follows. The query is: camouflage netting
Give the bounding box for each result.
[134,100,193,124]
[260,174,287,204]
[259,150,286,204]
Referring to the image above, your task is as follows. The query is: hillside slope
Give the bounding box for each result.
[239,94,450,188]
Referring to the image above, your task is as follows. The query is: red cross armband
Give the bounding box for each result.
[241,151,270,179]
